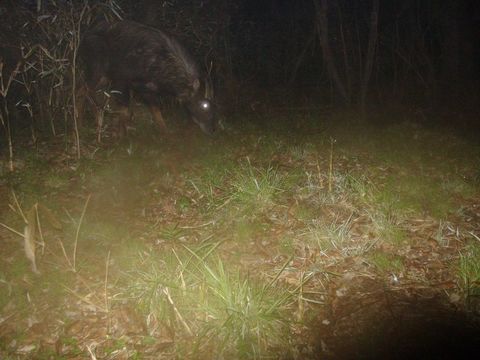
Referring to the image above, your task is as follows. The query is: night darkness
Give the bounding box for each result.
[2,0,480,122]
[1,1,480,359]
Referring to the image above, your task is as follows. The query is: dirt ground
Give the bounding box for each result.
[1,116,480,359]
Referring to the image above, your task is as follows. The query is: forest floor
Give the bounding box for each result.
[1,107,480,359]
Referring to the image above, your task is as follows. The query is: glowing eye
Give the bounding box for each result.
[200,101,210,110]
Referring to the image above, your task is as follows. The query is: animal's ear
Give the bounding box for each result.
[193,78,200,91]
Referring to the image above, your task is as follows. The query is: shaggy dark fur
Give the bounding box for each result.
[80,20,215,138]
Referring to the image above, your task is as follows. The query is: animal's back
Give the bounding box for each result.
[81,20,200,100]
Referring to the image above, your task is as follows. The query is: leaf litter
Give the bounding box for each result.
[1,124,480,359]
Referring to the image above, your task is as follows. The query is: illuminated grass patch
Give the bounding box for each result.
[121,247,295,359]
[375,175,459,218]
[193,258,292,358]
[227,162,284,215]
[368,209,407,245]
[301,216,353,252]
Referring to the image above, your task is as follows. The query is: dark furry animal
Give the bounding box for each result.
[79,20,215,140]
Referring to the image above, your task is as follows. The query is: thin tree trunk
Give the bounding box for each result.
[441,1,462,105]
[289,33,315,84]
[360,0,379,115]
[0,102,14,172]
[0,58,22,171]
[337,3,352,99]
[313,0,349,104]
[392,19,399,100]
[71,4,88,159]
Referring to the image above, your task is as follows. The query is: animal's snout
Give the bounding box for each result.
[188,98,216,135]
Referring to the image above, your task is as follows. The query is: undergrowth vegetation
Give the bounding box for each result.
[1,114,480,358]
[122,248,294,358]
[458,241,480,311]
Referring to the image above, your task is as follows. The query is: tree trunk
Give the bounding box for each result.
[359,0,379,115]
[313,0,349,104]
[289,33,315,84]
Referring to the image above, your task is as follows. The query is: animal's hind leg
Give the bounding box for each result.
[74,84,88,129]
[96,107,105,143]
[149,105,167,132]
[108,86,132,139]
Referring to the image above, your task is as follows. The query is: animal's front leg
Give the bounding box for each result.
[116,105,131,138]
[109,86,132,139]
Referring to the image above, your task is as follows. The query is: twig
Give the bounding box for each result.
[469,231,480,243]
[297,270,305,321]
[73,194,91,272]
[62,284,106,312]
[163,287,193,336]
[70,3,88,159]
[58,239,74,269]
[104,250,111,313]
[178,221,214,229]
[86,344,97,360]
[0,222,25,238]
[35,203,45,255]
[11,191,27,224]
[328,137,335,193]
[316,158,323,189]
[267,255,293,288]
[172,248,187,295]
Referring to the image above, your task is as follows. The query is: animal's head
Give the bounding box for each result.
[187,78,216,135]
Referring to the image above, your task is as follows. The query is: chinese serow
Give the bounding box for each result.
[79,20,215,141]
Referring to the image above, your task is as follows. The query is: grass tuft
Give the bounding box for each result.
[194,259,292,358]
[457,241,480,310]
[301,215,353,252]
[368,209,407,245]
[227,161,284,215]
[120,248,295,359]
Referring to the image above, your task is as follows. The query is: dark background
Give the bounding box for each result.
[1,0,480,140]
[127,0,480,116]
